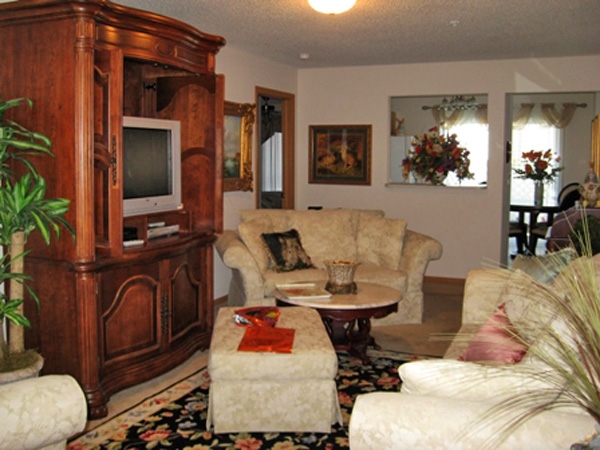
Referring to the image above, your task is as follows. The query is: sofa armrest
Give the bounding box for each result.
[399,230,443,295]
[0,374,87,450]
[215,231,266,304]
[349,391,594,450]
[399,359,553,402]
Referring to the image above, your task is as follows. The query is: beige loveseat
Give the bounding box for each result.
[349,260,598,449]
[215,208,443,324]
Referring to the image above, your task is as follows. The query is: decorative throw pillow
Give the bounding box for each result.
[238,216,274,272]
[261,229,314,272]
[286,209,357,268]
[459,303,528,365]
[356,215,407,270]
[511,247,577,284]
[502,271,557,343]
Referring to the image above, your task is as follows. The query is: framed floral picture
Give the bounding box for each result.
[224,101,255,192]
[309,124,372,185]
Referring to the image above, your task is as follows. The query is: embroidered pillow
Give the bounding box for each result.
[238,216,274,272]
[459,303,527,365]
[261,229,314,272]
[502,270,557,343]
[357,215,407,270]
[286,209,356,269]
[511,247,577,284]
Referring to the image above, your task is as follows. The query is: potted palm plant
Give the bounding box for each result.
[0,96,74,380]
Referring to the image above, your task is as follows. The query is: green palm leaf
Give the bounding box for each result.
[0,96,74,361]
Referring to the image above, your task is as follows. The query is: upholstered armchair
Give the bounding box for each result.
[0,374,87,449]
[349,262,598,449]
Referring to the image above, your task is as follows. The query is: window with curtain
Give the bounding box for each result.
[426,100,489,187]
[509,102,581,206]
[442,121,489,187]
[511,124,562,206]
[389,94,489,187]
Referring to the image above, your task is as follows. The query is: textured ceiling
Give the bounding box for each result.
[116,0,600,68]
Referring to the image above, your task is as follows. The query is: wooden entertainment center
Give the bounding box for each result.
[0,0,225,418]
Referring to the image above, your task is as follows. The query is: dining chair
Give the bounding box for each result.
[529,182,580,254]
[509,219,527,255]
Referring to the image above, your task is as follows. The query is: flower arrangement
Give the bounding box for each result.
[513,149,563,183]
[401,126,474,185]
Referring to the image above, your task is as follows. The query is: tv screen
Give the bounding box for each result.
[122,116,182,217]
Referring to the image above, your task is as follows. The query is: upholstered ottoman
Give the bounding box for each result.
[207,306,342,433]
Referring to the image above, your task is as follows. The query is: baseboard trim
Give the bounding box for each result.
[214,295,228,308]
[424,275,465,285]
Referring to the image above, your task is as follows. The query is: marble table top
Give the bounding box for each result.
[274,281,401,310]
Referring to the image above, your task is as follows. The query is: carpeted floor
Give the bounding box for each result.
[69,279,463,448]
[68,350,431,450]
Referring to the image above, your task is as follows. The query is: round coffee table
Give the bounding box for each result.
[275,281,401,363]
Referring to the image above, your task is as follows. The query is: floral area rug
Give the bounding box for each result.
[68,350,430,450]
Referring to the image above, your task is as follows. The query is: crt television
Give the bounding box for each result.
[122,116,182,217]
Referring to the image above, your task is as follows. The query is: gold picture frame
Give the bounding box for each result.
[224,101,255,192]
[309,124,372,185]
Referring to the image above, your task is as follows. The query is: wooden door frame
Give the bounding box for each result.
[255,86,295,209]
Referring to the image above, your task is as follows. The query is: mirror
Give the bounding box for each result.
[224,101,255,192]
[389,94,489,187]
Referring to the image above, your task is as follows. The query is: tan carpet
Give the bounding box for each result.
[371,278,463,356]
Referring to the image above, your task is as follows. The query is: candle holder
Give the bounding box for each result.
[324,260,359,295]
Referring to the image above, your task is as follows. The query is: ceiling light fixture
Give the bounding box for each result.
[308,0,356,15]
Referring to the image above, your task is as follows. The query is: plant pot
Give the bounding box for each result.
[0,352,44,385]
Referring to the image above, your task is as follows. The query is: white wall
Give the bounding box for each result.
[211,53,600,298]
[296,56,600,279]
[213,46,297,297]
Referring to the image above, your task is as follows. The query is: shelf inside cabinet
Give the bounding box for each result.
[124,209,191,244]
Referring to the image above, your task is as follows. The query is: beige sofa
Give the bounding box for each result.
[215,208,443,324]
[0,374,87,449]
[349,262,597,449]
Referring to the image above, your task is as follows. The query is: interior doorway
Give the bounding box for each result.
[504,91,598,263]
[255,86,295,209]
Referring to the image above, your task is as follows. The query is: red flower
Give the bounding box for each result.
[513,149,563,182]
[140,429,171,442]
[401,126,473,184]
[235,437,264,450]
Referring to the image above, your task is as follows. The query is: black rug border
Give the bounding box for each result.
[71,349,439,443]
